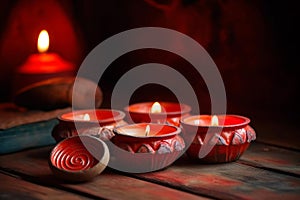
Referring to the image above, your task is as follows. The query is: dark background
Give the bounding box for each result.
[0,0,299,148]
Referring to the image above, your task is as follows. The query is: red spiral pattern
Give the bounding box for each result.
[51,137,97,171]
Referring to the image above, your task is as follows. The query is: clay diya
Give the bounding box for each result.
[52,109,126,142]
[124,102,191,126]
[180,115,256,163]
[49,135,109,182]
[109,123,185,173]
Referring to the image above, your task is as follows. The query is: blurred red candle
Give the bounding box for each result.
[124,102,191,126]
[13,30,75,92]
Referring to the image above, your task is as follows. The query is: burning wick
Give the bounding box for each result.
[83,114,90,121]
[151,102,162,113]
[37,30,49,53]
[211,115,219,126]
[145,125,150,136]
[194,120,200,125]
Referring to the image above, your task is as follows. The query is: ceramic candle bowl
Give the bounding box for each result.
[52,109,126,142]
[124,102,191,127]
[180,115,256,163]
[109,123,185,173]
[49,135,109,182]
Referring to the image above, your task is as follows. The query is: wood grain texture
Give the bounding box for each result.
[0,172,90,200]
[240,142,300,176]
[0,119,57,154]
[135,158,300,200]
[0,103,71,129]
[131,142,300,200]
[1,142,300,199]
[0,146,206,200]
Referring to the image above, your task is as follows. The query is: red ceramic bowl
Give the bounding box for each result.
[124,102,191,126]
[52,109,127,142]
[180,115,256,163]
[109,123,185,173]
[49,135,109,182]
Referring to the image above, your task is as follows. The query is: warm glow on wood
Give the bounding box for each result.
[83,114,90,121]
[151,102,162,113]
[37,30,49,53]
[211,115,219,126]
[145,125,150,136]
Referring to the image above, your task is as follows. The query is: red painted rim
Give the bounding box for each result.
[181,114,250,128]
[113,123,181,138]
[59,109,125,124]
[124,102,191,117]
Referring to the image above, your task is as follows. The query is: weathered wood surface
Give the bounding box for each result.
[135,157,300,199]
[0,119,57,155]
[240,143,300,176]
[132,142,300,200]
[0,146,206,200]
[0,172,91,200]
[0,142,300,199]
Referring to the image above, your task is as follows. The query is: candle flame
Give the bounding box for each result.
[151,102,162,113]
[145,125,150,136]
[194,120,200,125]
[37,30,49,53]
[211,115,219,126]
[83,114,90,121]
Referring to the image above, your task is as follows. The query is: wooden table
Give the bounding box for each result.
[0,142,300,200]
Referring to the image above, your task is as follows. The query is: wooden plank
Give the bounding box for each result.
[239,142,300,176]
[0,172,90,199]
[0,119,57,155]
[0,146,207,200]
[133,154,300,200]
[0,103,71,154]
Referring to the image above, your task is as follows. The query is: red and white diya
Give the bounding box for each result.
[52,109,126,142]
[108,123,185,173]
[124,101,191,126]
[181,114,256,163]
